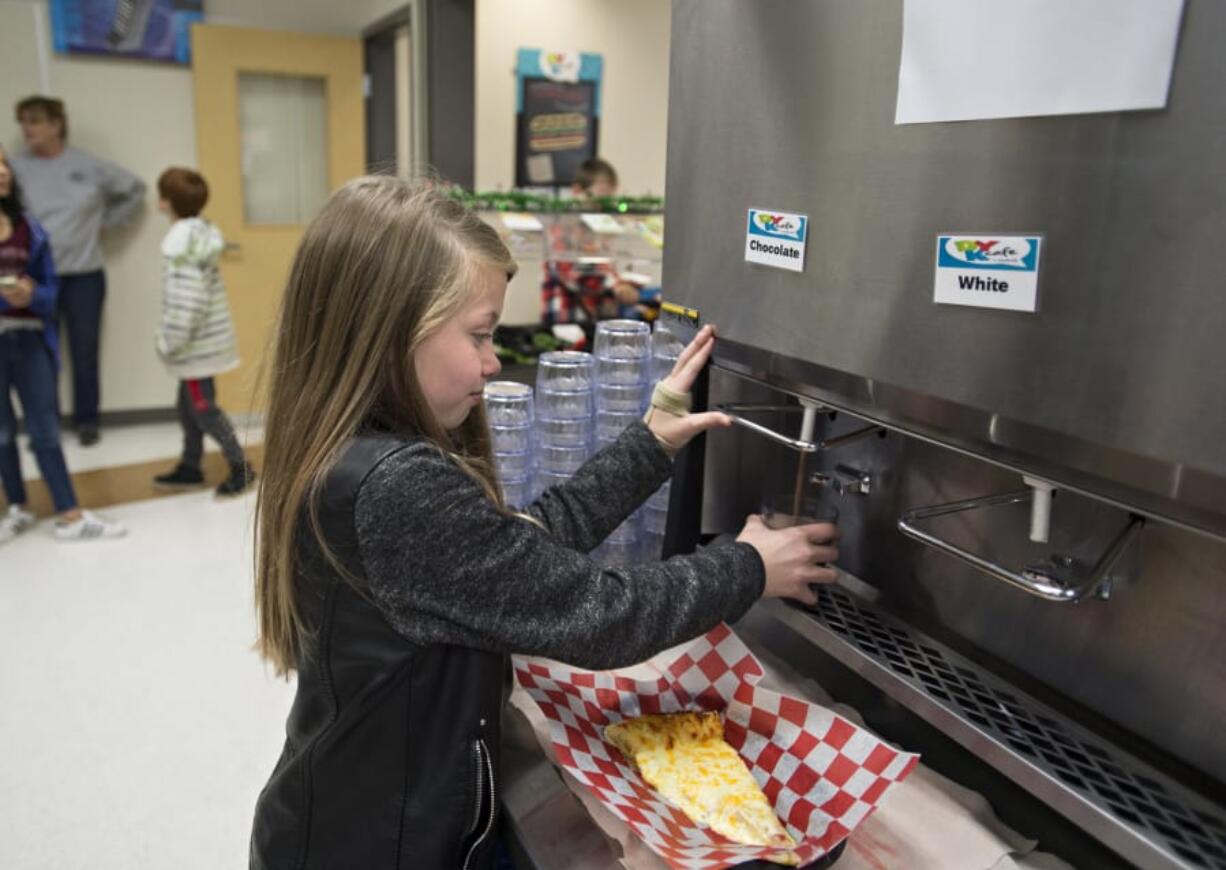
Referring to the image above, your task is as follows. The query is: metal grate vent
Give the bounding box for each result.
[811,586,1226,870]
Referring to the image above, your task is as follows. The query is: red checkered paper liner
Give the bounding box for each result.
[513,623,919,869]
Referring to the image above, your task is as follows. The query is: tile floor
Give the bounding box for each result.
[18,419,264,481]
[0,488,294,869]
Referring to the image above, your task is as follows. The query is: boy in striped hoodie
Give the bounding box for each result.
[152,168,254,496]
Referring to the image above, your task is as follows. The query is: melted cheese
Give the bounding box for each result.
[604,711,797,858]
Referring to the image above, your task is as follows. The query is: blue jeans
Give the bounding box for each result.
[59,270,107,429]
[0,330,78,512]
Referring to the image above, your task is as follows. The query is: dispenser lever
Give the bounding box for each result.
[897,490,1144,603]
[715,405,884,455]
[717,403,822,452]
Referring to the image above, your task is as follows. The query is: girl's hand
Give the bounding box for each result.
[0,276,34,308]
[644,324,732,453]
[736,514,841,606]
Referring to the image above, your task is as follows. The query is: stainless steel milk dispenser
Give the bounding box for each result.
[661,2,1226,867]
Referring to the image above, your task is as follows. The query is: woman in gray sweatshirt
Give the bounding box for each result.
[12,96,145,445]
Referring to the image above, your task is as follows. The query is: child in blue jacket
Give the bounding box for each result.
[0,146,124,543]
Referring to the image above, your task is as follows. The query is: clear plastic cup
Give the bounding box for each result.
[644,504,668,535]
[495,450,531,478]
[536,387,593,421]
[652,327,685,357]
[641,530,665,561]
[605,515,641,543]
[596,409,642,440]
[536,351,595,392]
[483,381,534,426]
[598,539,641,566]
[490,424,532,454]
[594,319,652,359]
[595,382,649,413]
[534,468,574,496]
[761,497,839,530]
[651,321,685,382]
[535,388,594,420]
[647,481,671,510]
[596,356,650,385]
[501,475,533,509]
[535,416,593,448]
[652,357,677,384]
[538,443,590,474]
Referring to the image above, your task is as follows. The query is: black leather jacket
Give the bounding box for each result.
[250,435,504,870]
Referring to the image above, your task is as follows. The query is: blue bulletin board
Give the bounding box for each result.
[50,0,203,65]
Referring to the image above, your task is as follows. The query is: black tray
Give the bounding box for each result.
[734,838,847,869]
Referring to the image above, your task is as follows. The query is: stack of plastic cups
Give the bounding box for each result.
[593,320,653,565]
[534,351,595,499]
[641,320,686,559]
[484,381,535,509]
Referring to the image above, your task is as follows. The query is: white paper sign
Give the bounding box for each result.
[896,0,1185,124]
[500,212,544,232]
[580,213,625,234]
[934,234,1043,312]
[745,208,808,273]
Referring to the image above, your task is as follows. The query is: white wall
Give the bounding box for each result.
[0,0,674,410]
[475,0,671,195]
[205,0,404,35]
[0,0,395,415]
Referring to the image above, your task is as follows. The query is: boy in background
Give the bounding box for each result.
[570,156,619,200]
[543,157,651,325]
[151,168,254,497]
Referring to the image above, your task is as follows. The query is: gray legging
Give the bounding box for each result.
[177,377,245,471]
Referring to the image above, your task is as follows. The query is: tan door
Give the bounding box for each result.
[191,24,364,414]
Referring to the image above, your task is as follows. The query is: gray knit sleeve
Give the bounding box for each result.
[353,435,764,670]
[523,421,673,552]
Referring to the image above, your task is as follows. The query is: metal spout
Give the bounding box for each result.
[811,464,872,496]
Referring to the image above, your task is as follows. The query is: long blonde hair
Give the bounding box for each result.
[254,176,517,676]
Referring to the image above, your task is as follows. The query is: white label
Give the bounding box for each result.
[500,212,544,232]
[745,208,808,273]
[580,213,624,234]
[934,234,1043,312]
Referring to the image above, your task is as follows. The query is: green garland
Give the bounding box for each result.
[447,186,664,214]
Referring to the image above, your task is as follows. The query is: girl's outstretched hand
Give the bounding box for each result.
[644,324,732,455]
[736,514,841,606]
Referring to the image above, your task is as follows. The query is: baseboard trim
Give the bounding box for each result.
[21,407,263,430]
[15,407,175,434]
[88,407,180,426]
[23,444,265,517]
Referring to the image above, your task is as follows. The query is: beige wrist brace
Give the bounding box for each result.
[642,381,692,455]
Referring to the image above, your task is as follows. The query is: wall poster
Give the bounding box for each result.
[515,48,603,189]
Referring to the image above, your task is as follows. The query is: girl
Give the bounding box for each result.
[249,177,838,869]
[0,145,124,543]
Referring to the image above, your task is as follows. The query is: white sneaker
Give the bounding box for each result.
[53,510,127,541]
[0,505,37,544]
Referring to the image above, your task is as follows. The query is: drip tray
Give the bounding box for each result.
[755,587,1226,870]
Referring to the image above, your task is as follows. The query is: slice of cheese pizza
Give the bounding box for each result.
[604,711,797,853]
